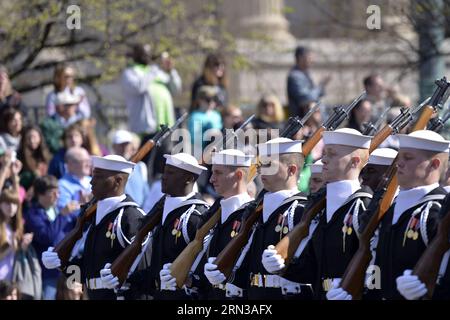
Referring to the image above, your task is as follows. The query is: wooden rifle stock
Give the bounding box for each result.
[170,202,222,288]
[339,167,398,299]
[413,196,450,299]
[275,194,326,265]
[110,197,165,286]
[214,201,263,278]
[213,93,366,277]
[302,127,325,157]
[369,125,393,154]
[339,79,450,298]
[413,106,436,131]
[413,77,450,131]
[339,103,437,298]
[274,119,395,269]
[53,200,97,268]
[54,138,158,268]
[53,113,188,268]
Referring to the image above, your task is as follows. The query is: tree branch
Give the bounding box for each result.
[9,21,55,79]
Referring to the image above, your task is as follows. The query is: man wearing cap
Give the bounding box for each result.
[41,155,146,300]
[360,147,398,191]
[205,138,309,300]
[120,153,210,300]
[309,159,324,194]
[111,129,150,209]
[175,149,255,300]
[328,130,449,300]
[263,128,374,299]
[51,91,83,127]
[40,91,84,153]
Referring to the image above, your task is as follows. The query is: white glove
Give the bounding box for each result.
[396,269,427,300]
[100,263,120,289]
[41,247,61,269]
[204,257,226,285]
[225,283,243,298]
[326,279,352,300]
[262,245,285,273]
[160,263,176,291]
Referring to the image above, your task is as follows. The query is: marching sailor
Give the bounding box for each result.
[42,155,145,300]
[188,149,254,299]
[328,130,449,300]
[263,128,374,299]
[206,138,310,300]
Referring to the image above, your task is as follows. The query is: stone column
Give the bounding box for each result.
[222,0,295,42]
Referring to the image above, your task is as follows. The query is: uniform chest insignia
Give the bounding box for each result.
[106,222,116,248]
[403,216,420,246]
[172,218,182,244]
[230,220,241,238]
[275,213,289,240]
[342,211,354,253]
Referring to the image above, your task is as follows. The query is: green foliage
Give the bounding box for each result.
[0,0,241,97]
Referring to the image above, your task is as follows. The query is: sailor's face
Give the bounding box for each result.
[90,168,117,200]
[360,163,387,190]
[258,156,289,192]
[161,164,193,196]
[397,148,431,189]
[321,145,353,183]
[210,164,236,197]
[309,172,324,194]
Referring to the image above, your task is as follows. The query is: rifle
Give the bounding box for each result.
[274,95,430,270]
[212,99,331,278]
[413,195,450,299]
[170,199,222,288]
[203,114,256,165]
[427,104,450,133]
[339,160,398,299]
[362,107,390,136]
[53,113,188,268]
[413,77,450,131]
[302,92,366,156]
[339,77,450,299]
[247,101,321,182]
[168,114,255,288]
[110,196,166,286]
[214,191,265,278]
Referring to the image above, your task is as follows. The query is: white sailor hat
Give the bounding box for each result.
[322,128,372,149]
[309,159,323,174]
[212,149,254,167]
[398,130,450,153]
[368,148,398,166]
[92,155,135,174]
[55,91,80,105]
[257,137,303,157]
[112,129,133,145]
[163,153,207,175]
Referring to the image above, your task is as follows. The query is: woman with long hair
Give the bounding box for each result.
[45,63,91,118]
[17,125,51,190]
[75,118,104,156]
[191,53,228,108]
[0,189,41,300]
[252,94,285,131]
[0,107,23,152]
[347,99,372,133]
